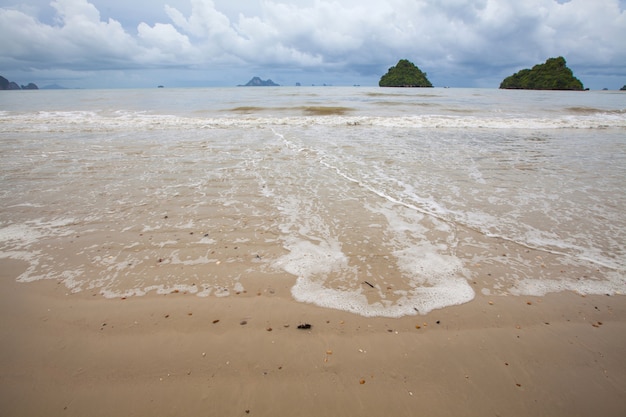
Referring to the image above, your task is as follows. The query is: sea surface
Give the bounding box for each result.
[1,87,625,317]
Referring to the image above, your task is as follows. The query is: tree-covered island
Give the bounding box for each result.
[379,59,433,87]
[499,57,584,90]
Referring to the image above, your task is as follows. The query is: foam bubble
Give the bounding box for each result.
[394,244,464,283]
[5,109,625,134]
[274,232,475,317]
[273,238,349,278]
[0,224,42,247]
[290,274,474,318]
[509,270,625,297]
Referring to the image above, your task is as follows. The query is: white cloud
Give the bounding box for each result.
[137,22,195,60]
[1,0,625,88]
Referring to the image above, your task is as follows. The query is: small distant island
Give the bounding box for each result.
[239,77,279,86]
[379,59,433,87]
[1,75,38,90]
[620,85,626,91]
[499,57,584,90]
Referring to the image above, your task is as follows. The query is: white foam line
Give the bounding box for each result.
[318,159,622,272]
[6,111,626,133]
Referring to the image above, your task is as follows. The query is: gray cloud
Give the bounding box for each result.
[1,0,625,88]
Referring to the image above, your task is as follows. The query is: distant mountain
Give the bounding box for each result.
[1,75,21,90]
[379,59,433,87]
[1,75,38,90]
[239,77,279,86]
[499,57,584,90]
[41,84,70,90]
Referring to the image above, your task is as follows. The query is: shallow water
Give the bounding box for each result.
[1,87,625,316]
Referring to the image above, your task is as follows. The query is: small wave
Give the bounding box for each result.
[300,106,353,115]
[228,106,270,113]
[225,105,354,116]
[364,92,442,98]
[3,110,625,133]
[566,106,626,115]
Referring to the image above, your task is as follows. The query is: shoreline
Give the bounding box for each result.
[2,258,625,416]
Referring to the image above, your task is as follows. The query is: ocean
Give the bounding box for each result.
[1,87,625,317]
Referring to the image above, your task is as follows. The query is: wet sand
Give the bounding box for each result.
[1,257,625,417]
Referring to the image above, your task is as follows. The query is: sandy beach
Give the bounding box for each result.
[1,257,625,417]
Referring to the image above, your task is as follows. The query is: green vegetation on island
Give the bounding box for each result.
[239,77,279,86]
[620,85,626,91]
[379,59,433,87]
[499,57,584,90]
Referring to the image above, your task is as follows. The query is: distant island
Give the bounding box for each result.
[499,57,584,90]
[41,84,70,90]
[239,77,279,86]
[1,75,38,90]
[379,59,433,87]
[621,85,626,91]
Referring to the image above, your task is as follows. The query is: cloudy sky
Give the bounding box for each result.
[1,0,625,89]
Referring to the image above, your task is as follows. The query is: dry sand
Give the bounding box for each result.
[1,257,625,417]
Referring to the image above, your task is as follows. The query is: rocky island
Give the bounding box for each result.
[379,59,433,87]
[239,77,279,86]
[499,57,584,90]
[1,75,38,90]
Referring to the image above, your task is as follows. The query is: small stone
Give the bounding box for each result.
[212,319,220,324]
[359,379,366,385]
[240,320,247,325]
